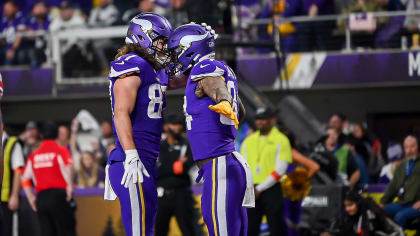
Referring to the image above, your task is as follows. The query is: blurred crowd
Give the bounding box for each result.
[2,0,420,71]
[1,107,420,235]
[0,0,221,72]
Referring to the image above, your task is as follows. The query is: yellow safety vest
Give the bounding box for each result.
[1,136,19,202]
[240,127,292,184]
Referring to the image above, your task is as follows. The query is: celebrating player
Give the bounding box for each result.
[168,23,255,236]
[104,13,174,236]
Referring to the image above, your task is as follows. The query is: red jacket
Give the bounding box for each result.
[21,140,73,193]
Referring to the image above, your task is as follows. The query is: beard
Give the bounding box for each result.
[168,127,183,141]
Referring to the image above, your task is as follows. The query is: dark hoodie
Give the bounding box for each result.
[327,191,404,236]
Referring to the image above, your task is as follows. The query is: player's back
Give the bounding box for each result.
[184,59,239,161]
[108,52,166,161]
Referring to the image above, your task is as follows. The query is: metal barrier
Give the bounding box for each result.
[2,10,420,86]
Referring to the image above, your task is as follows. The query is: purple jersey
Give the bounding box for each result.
[26,16,51,31]
[108,52,167,162]
[0,12,26,48]
[184,59,239,161]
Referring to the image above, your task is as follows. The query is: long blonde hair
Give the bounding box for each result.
[115,44,163,70]
[77,152,99,188]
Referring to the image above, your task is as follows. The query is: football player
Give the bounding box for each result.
[168,23,255,236]
[104,13,182,236]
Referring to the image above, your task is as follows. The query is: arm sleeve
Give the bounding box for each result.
[11,142,25,171]
[189,60,225,82]
[255,144,289,192]
[21,158,34,187]
[57,153,72,186]
[60,147,73,166]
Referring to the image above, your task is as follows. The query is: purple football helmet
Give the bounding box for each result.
[167,23,216,74]
[126,13,173,65]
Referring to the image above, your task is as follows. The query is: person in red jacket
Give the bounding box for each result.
[21,122,75,236]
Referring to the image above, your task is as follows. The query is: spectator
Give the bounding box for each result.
[380,135,420,229]
[379,143,404,183]
[400,0,420,48]
[259,0,298,53]
[334,0,388,49]
[122,0,157,23]
[49,1,86,77]
[1,127,25,236]
[49,2,85,32]
[321,190,404,236]
[20,120,41,157]
[21,122,76,236]
[100,120,114,152]
[329,113,349,146]
[155,114,196,236]
[403,0,420,32]
[293,0,336,51]
[56,125,70,150]
[75,151,105,188]
[240,107,292,236]
[99,120,114,166]
[25,1,50,68]
[351,123,385,182]
[165,0,189,28]
[315,127,360,186]
[375,0,405,11]
[88,0,119,74]
[0,0,27,65]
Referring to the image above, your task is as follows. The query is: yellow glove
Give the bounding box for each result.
[208,101,239,129]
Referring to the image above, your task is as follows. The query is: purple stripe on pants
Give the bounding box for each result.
[200,154,248,236]
[108,157,158,236]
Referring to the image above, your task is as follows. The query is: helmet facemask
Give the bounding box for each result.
[150,34,171,68]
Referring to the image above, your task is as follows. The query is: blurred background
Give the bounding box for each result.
[1,0,420,235]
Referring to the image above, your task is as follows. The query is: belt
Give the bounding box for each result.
[196,156,221,169]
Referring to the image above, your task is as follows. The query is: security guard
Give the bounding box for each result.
[155,114,197,236]
[1,129,25,236]
[240,108,292,236]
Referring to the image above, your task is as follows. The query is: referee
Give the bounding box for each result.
[155,114,196,236]
[21,122,75,236]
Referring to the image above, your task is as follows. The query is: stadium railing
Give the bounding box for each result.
[2,10,420,87]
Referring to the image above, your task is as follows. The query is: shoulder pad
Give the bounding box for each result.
[189,59,225,82]
[109,53,146,79]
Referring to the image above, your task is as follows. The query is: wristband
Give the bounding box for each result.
[219,99,232,106]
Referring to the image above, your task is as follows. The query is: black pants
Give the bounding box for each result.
[155,187,197,236]
[36,189,76,236]
[247,183,287,236]
[1,201,15,236]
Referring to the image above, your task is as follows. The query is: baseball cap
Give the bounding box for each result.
[255,107,276,119]
[59,1,74,9]
[25,121,38,130]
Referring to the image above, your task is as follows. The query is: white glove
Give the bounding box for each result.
[121,149,150,188]
[201,22,218,39]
